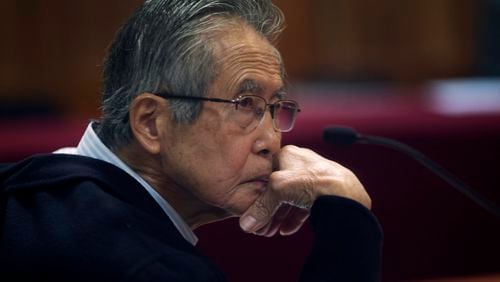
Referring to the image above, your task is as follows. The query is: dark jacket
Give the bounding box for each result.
[0,154,382,281]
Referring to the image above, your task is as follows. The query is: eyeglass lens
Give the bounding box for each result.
[274,101,298,132]
[236,96,298,132]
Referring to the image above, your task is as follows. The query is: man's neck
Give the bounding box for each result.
[115,142,231,229]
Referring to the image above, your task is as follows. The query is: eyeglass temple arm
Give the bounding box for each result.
[155,93,236,104]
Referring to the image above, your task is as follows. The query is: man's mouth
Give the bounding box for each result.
[242,176,269,193]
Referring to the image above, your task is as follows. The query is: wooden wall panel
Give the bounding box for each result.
[273,0,318,79]
[0,0,479,114]
[278,0,477,81]
[0,0,141,114]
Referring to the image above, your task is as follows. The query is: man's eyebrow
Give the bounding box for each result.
[237,79,264,95]
[274,87,287,100]
[236,79,287,99]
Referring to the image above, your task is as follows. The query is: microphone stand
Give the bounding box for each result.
[324,126,500,217]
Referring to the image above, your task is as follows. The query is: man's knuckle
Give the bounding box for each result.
[297,187,315,209]
[254,198,273,218]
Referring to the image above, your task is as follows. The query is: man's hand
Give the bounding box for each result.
[239,145,371,236]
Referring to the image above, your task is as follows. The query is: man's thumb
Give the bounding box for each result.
[239,192,279,233]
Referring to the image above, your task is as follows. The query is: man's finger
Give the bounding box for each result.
[239,190,280,233]
[255,204,292,237]
[279,207,309,236]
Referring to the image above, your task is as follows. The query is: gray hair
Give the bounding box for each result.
[97,0,285,150]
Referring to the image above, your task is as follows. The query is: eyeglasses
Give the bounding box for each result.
[154,92,301,132]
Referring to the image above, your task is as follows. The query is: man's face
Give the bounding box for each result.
[159,26,284,217]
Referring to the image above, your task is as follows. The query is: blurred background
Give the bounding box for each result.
[1,0,499,281]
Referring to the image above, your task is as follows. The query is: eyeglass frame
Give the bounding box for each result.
[153,92,301,132]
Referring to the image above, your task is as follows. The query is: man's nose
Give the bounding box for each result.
[252,111,281,157]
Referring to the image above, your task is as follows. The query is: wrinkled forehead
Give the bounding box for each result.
[210,25,285,96]
[213,26,283,71]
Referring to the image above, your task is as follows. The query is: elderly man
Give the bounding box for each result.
[0,0,382,281]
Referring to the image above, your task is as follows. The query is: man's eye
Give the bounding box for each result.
[239,97,254,108]
[254,107,265,117]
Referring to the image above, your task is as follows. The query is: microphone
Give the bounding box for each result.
[323,126,500,217]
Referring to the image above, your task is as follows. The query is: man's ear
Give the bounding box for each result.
[128,93,169,155]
